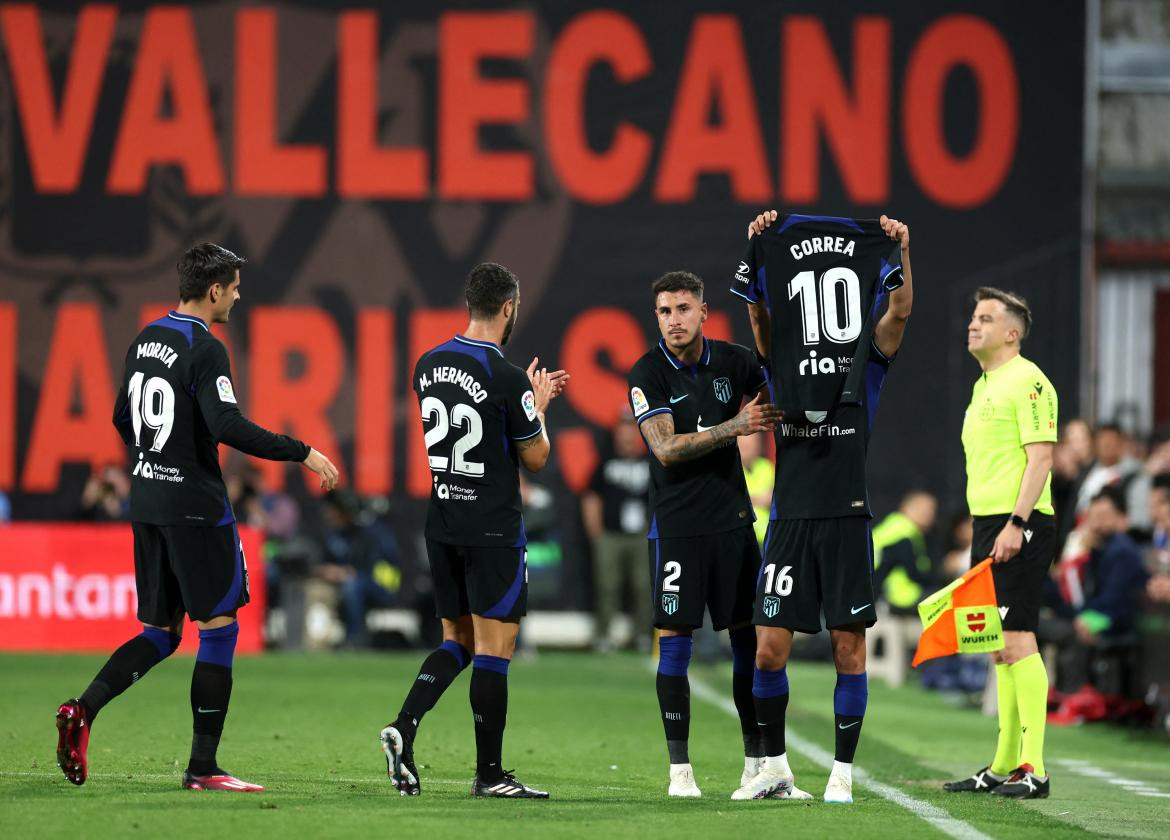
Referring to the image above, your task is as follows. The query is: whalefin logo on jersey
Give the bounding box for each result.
[216,376,237,403]
[521,390,537,421]
[631,387,650,416]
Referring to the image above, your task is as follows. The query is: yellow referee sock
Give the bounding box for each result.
[1010,653,1048,778]
[989,663,1020,776]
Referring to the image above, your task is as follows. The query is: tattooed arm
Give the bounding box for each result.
[640,394,781,467]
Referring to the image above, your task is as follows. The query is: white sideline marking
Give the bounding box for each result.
[688,676,995,840]
[1050,758,1169,799]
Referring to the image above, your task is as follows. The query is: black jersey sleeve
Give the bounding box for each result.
[735,343,768,395]
[880,243,904,291]
[112,379,133,446]
[504,365,542,441]
[627,357,671,426]
[730,239,763,304]
[193,340,310,462]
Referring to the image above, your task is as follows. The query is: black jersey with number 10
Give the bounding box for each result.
[413,335,543,547]
[113,311,309,527]
[731,214,902,416]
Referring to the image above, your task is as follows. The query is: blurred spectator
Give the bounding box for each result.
[78,464,130,521]
[319,490,403,648]
[519,471,566,603]
[738,433,774,548]
[1052,419,1094,549]
[1044,487,1149,697]
[1075,423,1140,513]
[940,511,974,579]
[226,463,268,530]
[1121,433,1170,532]
[1146,478,1170,603]
[872,490,938,613]
[582,410,650,651]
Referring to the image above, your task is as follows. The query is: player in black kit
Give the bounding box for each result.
[627,271,782,798]
[55,243,339,792]
[380,263,568,799]
[730,212,913,804]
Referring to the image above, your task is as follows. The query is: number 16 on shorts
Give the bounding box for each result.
[760,563,793,619]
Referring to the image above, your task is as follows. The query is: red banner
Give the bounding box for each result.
[0,524,265,653]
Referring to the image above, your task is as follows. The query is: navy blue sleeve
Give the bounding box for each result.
[730,238,763,304]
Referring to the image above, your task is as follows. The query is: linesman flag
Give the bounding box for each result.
[912,558,1004,667]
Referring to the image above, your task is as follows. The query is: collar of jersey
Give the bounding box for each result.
[658,337,710,369]
[455,334,504,358]
[983,352,1026,380]
[168,311,210,332]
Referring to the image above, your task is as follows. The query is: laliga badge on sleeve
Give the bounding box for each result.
[216,375,238,404]
[631,387,650,416]
[521,390,537,421]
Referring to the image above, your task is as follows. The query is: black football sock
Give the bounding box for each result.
[657,635,692,764]
[833,671,868,764]
[753,666,789,758]
[188,624,237,775]
[80,627,181,722]
[729,626,763,757]
[470,655,509,783]
[396,641,470,742]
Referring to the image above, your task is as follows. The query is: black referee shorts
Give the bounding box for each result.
[971,512,1056,633]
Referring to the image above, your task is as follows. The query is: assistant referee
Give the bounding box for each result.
[945,287,1057,800]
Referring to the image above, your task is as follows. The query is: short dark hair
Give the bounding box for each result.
[975,287,1032,339]
[1096,421,1124,436]
[177,243,246,302]
[1091,485,1128,516]
[466,262,519,319]
[652,271,704,301]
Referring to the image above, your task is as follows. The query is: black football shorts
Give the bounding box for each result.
[426,540,528,621]
[649,525,759,631]
[972,512,1056,633]
[133,522,249,625]
[753,517,876,633]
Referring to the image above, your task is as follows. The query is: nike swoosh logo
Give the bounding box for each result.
[696,416,712,432]
[850,604,871,615]
[197,707,222,714]
[669,395,688,404]
[838,721,860,730]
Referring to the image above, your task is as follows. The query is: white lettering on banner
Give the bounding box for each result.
[0,564,137,619]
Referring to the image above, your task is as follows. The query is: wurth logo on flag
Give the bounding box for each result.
[966,611,986,633]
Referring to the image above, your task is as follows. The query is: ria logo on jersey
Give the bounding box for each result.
[798,350,853,376]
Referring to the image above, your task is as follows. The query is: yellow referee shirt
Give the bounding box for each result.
[962,354,1058,516]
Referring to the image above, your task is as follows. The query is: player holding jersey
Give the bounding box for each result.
[55,243,339,792]
[627,271,782,798]
[730,212,912,803]
[380,262,567,799]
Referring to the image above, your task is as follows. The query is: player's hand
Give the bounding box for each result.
[879,214,910,249]
[526,357,565,414]
[731,392,782,435]
[303,447,340,490]
[748,209,778,240]
[990,523,1022,563]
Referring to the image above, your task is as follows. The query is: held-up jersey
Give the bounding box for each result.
[731,214,903,416]
[769,339,892,519]
[627,338,767,539]
[113,311,310,526]
[414,334,542,547]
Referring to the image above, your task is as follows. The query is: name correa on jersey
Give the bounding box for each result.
[627,338,765,539]
[414,335,542,547]
[731,213,903,415]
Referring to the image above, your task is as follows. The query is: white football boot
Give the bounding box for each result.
[731,755,813,800]
[823,762,854,803]
[668,763,702,797]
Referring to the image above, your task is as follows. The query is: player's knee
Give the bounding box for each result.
[196,621,239,668]
[141,625,182,659]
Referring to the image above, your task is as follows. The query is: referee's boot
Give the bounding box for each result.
[942,765,1007,793]
[380,723,420,796]
[990,764,1049,799]
[471,770,549,799]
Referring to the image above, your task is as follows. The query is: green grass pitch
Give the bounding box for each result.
[2,651,1167,839]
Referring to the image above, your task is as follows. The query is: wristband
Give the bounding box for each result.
[1008,514,1028,530]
